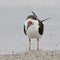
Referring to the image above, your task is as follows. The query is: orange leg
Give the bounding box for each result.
[37,38,39,50]
[29,38,31,51]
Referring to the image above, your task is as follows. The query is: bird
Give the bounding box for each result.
[24,11,50,50]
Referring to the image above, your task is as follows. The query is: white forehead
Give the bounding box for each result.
[25,19,38,26]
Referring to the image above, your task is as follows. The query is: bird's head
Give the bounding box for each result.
[27,20,33,26]
[27,20,33,29]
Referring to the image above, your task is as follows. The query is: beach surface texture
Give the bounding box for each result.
[0,50,60,60]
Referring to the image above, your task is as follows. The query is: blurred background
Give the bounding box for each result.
[0,0,60,54]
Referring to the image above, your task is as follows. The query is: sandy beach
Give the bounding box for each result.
[0,50,60,60]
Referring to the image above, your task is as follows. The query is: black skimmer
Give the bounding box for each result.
[24,11,50,50]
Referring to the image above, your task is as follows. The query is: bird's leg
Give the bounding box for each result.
[37,38,39,50]
[29,38,31,51]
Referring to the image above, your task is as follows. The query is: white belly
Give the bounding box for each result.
[26,25,42,38]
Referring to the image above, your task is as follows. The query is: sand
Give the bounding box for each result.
[0,50,60,60]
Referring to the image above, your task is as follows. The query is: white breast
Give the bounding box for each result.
[26,24,42,38]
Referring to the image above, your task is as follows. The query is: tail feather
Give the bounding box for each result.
[31,11,50,22]
[42,17,50,22]
[31,11,39,20]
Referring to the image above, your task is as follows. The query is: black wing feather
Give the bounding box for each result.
[38,20,44,35]
[24,25,26,35]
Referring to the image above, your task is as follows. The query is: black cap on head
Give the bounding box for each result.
[26,15,37,20]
